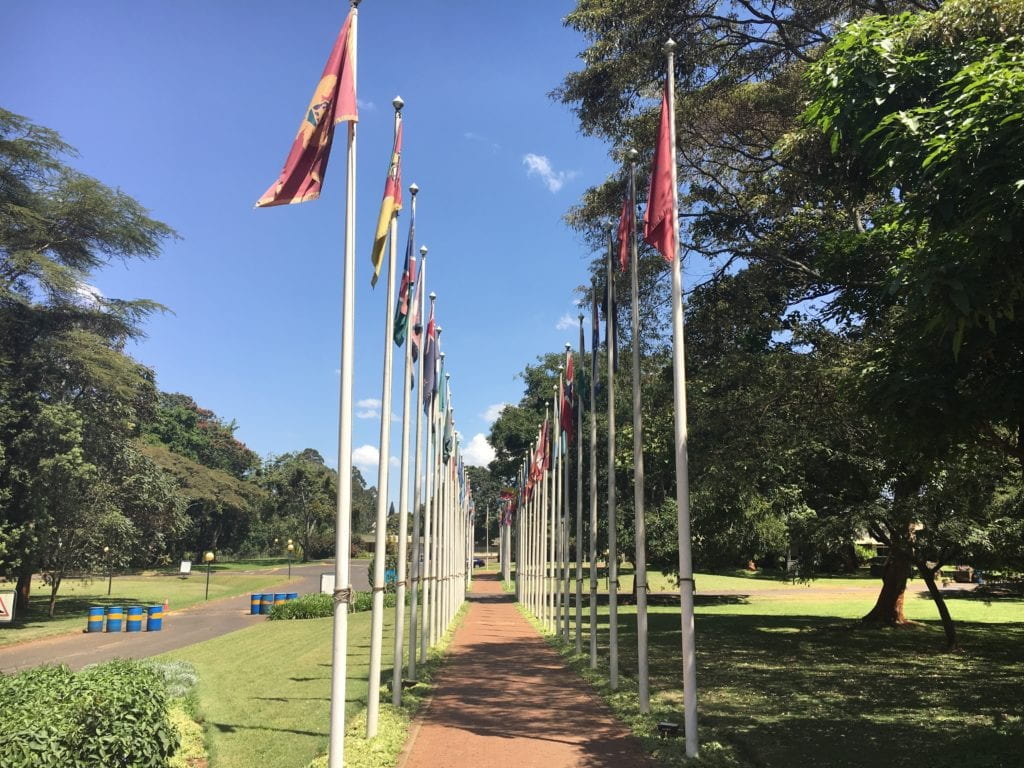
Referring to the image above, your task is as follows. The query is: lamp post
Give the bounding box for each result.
[204,551,215,599]
[287,541,295,579]
[103,546,112,596]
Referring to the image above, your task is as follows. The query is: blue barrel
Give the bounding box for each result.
[105,606,124,633]
[86,606,104,633]
[146,605,164,631]
[259,594,273,614]
[286,592,298,602]
[126,605,144,632]
[250,594,263,614]
[273,593,287,606]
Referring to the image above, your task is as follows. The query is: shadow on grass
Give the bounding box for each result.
[579,610,1024,768]
[212,721,327,738]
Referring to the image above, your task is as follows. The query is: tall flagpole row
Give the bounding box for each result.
[408,251,428,679]
[606,229,619,691]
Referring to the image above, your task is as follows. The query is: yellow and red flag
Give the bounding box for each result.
[370,120,403,286]
[256,10,358,208]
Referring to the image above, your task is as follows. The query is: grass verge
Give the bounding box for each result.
[309,601,470,768]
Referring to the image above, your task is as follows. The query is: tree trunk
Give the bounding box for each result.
[862,546,912,625]
[47,573,63,618]
[918,561,959,651]
[15,568,32,619]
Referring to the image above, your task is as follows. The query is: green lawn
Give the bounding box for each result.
[162,608,402,768]
[535,590,1024,767]
[0,572,296,647]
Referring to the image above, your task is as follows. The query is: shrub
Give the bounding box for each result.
[0,660,179,768]
[268,591,398,620]
[269,592,334,620]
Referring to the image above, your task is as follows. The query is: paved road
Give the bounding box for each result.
[400,573,653,768]
[0,561,369,673]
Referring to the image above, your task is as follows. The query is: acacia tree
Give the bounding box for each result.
[0,107,180,615]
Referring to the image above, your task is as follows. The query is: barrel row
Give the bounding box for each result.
[250,592,299,614]
[86,605,163,633]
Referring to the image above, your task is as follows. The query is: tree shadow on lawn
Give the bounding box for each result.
[613,612,1024,767]
[4,594,161,630]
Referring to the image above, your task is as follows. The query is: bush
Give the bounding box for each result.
[269,592,334,620]
[0,660,179,768]
[268,591,397,620]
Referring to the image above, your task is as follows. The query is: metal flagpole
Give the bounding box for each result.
[552,378,562,637]
[428,354,444,647]
[606,228,619,690]
[366,96,404,739]
[408,251,428,679]
[420,316,438,663]
[328,4,358,765]
[541,406,550,629]
[665,38,699,757]
[392,184,418,704]
[627,149,650,712]
[588,280,599,670]
[562,345,572,642]
[575,315,585,654]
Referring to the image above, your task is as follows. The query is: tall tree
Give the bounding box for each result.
[0,107,178,614]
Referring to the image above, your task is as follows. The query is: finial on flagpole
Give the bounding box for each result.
[566,342,572,351]
[393,96,405,112]
[420,245,427,258]
[429,292,436,301]
[578,313,584,324]
[351,0,361,7]
[628,148,639,162]
[410,183,419,196]
[663,38,676,53]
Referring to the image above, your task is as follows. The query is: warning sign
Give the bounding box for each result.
[0,590,15,624]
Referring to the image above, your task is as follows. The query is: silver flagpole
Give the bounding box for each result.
[665,38,699,756]
[606,229,619,690]
[588,280,599,670]
[542,406,551,629]
[575,315,584,654]
[392,184,419,704]
[328,4,359,765]
[627,149,650,712]
[553,377,562,637]
[562,344,572,643]
[408,249,428,679]
[420,315,438,663]
[366,96,403,739]
[428,350,444,647]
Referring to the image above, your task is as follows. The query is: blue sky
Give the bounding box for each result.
[2,0,613,487]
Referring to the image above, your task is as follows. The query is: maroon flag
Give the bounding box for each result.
[617,187,633,273]
[643,84,677,262]
[561,351,575,442]
[256,11,358,207]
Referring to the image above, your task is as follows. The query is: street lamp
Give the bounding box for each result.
[287,542,295,579]
[204,551,215,599]
[103,546,112,596]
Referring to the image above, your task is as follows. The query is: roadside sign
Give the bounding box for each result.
[179,560,192,577]
[0,590,15,624]
[320,573,336,595]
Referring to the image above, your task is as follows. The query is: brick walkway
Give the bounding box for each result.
[400,573,652,768]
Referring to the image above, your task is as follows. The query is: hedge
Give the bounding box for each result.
[268,590,398,620]
[0,660,179,768]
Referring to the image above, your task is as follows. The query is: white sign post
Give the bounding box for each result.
[0,590,16,624]
[179,560,192,578]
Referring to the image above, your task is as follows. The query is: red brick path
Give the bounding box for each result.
[400,573,653,768]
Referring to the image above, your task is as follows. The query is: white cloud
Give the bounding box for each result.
[356,398,381,419]
[464,131,500,151]
[462,433,495,467]
[389,456,400,468]
[357,99,376,111]
[522,153,577,193]
[73,281,103,307]
[352,444,379,475]
[481,403,508,424]
[555,313,578,331]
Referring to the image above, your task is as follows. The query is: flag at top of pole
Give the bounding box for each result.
[255,10,358,208]
[394,190,418,347]
[370,119,403,286]
[421,300,437,414]
[617,176,634,273]
[643,83,676,263]
[561,349,575,442]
